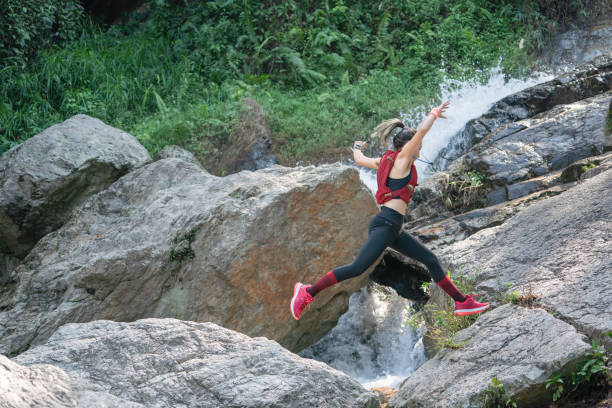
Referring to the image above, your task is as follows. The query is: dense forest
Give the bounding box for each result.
[0,0,609,168]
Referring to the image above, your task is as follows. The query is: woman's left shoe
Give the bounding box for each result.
[454,294,490,316]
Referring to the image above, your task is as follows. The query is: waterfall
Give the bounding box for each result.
[359,67,554,192]
[302,66,554,389]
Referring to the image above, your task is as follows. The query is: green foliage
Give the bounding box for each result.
[0,0,83,66]
[545,373,565,401]
[442,169,490,212]
[0,0,602,162]
[421,271,485,350]
[169,228,198,264]
[571,339,609,385]
[544,339,611,404]
[580,162,597,173]
[483,377,517,408]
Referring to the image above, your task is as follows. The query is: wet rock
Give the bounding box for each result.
[435,55,612,167]
[0,158,377,356]
[560,150,612,182]
[389,305,591,408]
[0,115,151,258]
[404,177,575,254]
[14,318,380,408]
[438,167,612,350]
[464,91,611,185]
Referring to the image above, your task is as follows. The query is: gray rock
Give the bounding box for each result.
[560,150,612,182]
[14,318,380,408]
[485,187,507,206]
[0,115,151,258]
[154,145,202,168]
[438,167,612,350]
[0,354,140,408]
[540,19,612,68]
[465,91,611,184]
[0,159,378,356]
[0,252,19,286]
[434,55,612,167]
[388,305,591,408]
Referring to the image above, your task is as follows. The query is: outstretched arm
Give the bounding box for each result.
[398,101,450,161]
[352,141,380,169]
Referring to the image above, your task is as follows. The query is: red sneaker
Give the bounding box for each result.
[454,294,490,316]
[290,282,314,320]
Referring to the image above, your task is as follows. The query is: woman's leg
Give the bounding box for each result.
[389,231,466,302]
[307,217,399,297]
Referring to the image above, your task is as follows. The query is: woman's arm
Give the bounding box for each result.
[352,141,380,169]
[398,101,449,161]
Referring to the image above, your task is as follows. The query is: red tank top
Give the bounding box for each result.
[375,150,418,205]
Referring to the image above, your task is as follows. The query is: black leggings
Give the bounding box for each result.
[333,206,446,283]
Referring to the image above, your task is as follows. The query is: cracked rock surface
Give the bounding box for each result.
[438,167,612,350]
[13,318,380,408]
[388,305,591,408]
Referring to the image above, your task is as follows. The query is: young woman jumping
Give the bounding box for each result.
[290,101,489,320]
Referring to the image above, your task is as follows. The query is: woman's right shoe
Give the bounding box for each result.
[454,294,490,316]
[290,282,314,320]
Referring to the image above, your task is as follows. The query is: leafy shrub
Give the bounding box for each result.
[0,0,83,65]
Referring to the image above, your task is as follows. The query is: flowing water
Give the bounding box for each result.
[300,66,554,389]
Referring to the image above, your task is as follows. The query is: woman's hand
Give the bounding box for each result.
[352,140,367,150]
[436,100,450,119]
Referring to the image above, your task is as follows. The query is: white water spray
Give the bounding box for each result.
[299,284,426,389]
[306,66,554,390]
[359,67,553,193]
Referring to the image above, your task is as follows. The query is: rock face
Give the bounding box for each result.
[0,354,141,408]
[0,158,378,356]
[434,55,612,168]
[13,318,381,408]
[438,167,612,350]
[540,19,612,68]
[388,305,591,408]
[463,91,611,185]
[0,115,151,258]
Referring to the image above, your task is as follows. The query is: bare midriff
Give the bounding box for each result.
[381,157,414,215]
[382,198,408,215]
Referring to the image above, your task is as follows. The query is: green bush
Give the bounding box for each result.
[0,0,603,162]
[0,0,83,65]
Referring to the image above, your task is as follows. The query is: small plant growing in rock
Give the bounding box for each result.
[483,377,517,408]
[440,168,490,213]
[169,228,198,264]
[422,271,483,350]
[544,339,611,404]
[545,373,564,401]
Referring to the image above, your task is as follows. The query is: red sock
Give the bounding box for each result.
[306,270,338,297]
[436,275,467,302]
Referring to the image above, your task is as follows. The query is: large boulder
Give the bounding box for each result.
[0,158,378,356]
[437,167,612,350]
[13,318,381,408]
[435,55,612,167]
[388,305,591,408]
[0,115,151,258]
[0,354,140,407]
[462,91,611,185]
[540,19,612,68]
